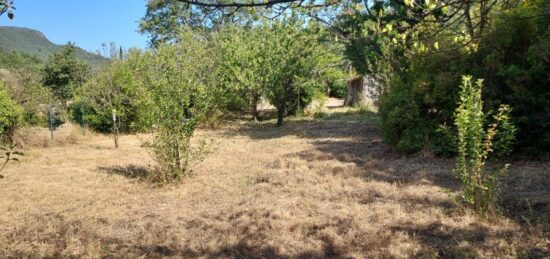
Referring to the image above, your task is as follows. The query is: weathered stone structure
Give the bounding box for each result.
[344,75,380,106]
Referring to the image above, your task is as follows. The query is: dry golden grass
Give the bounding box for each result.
[0,101,548,258]
[14,123,92,148]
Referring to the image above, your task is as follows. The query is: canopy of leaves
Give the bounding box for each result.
[74,49,152,133]
[140,0,255,47]
[379,0,550,155]
[42,43,90,103]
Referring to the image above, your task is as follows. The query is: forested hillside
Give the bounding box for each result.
[0,26,107,67]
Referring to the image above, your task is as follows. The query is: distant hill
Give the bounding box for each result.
[0,26,108,68]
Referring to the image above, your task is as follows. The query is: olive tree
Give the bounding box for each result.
[260,20,323,126]
[216,26,270,120]
[143,29,220,181]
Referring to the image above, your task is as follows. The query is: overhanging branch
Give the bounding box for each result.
[176,0,302,8]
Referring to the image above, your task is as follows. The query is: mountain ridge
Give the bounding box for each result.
[0,26,108,68]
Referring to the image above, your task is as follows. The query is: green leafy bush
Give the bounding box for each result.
[378,38,469,155]
[454,75,515,214]
[74,49,152,133]
[42,43,89,106]
[379,0,549,156]
[328,80,347,99]
[379,72,459,155]
[142,29,219,182]
[478,1,550,154]
[68,99,111,132]
[0,87,21,141]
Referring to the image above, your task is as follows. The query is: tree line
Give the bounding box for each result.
[138,0,549,155]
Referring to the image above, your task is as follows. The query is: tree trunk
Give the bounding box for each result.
[297,89,301,114]
[112,124,119,148]
[252,92,260,121]
[175,142,181,172]
[277,105,285,127]
[112,115,119,148]
[277,80,291,127]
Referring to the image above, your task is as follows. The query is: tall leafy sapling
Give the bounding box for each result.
[454,75,516,214]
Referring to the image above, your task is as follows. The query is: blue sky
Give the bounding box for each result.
[0,0,149,53]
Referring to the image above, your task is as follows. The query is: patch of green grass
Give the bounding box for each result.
[316,105,378,122]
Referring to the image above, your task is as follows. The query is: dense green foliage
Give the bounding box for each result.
[260,20,324,126]
[42,43,90,106]
[139,0,254,47]
[0,26,107,67]
[215,20,343,124]
[478,1,550,154]
[218,20,331,125]
[379,46,465,155]
[378,0,549,155]
[216,26,269,118]
[0,38,98,131]
[0,50,43,74]
[73,50,151,133]
[0,85,21,141]
[327,80,348,99]
[0,51,56,127]
[143,30,220,180]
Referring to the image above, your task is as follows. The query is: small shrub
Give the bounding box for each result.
[431,124,457,157]
[329,80,347,98]
[143,30,219,182]
[0,89,22,142]
[314,111,329,119]
[380,81,432,153]
[68,100,111,132]
[306,91,327,117]
[0,144,23,178]
[454,75,516,214]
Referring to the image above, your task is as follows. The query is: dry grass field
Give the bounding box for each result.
[0,100,549,258]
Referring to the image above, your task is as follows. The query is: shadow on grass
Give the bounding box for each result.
[110,236,353,259]
[98,107,547,258]
[222,109,379,141]
[97,164,151,180]
[326,103,344,110]
[225,106,549,246]
[390,222,492,258]
[221,107,460,191]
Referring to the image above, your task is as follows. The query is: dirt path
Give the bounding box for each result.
[0,106,548,258]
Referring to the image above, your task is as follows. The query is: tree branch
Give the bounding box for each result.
[176,0,302,8]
